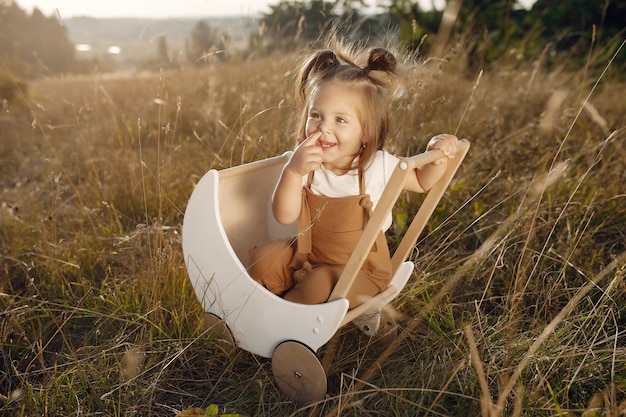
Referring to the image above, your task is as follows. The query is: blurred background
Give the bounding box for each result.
[2,0,624,82]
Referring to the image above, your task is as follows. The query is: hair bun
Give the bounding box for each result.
[298,49,340,101]
[312,50,339,73]
[366,48,397,73]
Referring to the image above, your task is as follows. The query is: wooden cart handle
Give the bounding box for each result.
[328,139,470,302]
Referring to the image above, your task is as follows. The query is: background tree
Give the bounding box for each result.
[0,1,75,77]
[186,20,221,64]
[335,0,367,15]
[335,0,398,43]
[387,0,530,59]
[258,0,395,51]
[453,0,528,72]
[260,0,338,49]
[530,0,625,43]
[527,0,626,69]
[385,0,624,73]
[157,35,173,68]
[388,0,442,51]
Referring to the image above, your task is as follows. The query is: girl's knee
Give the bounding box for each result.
[284,265,340,304]
[346,272,383,308]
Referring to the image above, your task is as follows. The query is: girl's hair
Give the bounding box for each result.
[294,42,398,172]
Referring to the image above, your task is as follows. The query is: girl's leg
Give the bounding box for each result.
[283,265,384,307]
[248,239,296,296]
[345,270,384,309]
[283,264,341,305]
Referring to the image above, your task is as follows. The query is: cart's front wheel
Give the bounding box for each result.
[271,341,327,406]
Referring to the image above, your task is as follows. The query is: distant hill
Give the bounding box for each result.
[63,16,258,64]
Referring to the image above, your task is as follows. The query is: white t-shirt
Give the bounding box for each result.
[303,150,400,231]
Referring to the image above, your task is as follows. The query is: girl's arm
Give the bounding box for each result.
[272,165,305,224]
[404,134,459,193]
[272,132,324,224]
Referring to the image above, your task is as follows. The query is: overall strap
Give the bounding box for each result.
[358,167,366,195]
[358,168,373,220]
[357,167,378,252]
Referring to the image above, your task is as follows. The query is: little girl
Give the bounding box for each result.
[248,43,459,308]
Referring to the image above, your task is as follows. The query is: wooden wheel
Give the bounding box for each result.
[375,307,398,344]
[272,341,327,406]
[203,313,235,346]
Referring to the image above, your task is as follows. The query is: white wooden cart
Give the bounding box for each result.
[182,139,469,405]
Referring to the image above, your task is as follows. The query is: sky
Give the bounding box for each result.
[14,0,448,19]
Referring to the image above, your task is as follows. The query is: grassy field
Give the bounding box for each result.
[1,37,625,416]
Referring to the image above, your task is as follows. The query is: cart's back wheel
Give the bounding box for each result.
[271,341,327,406]
[204,313,235,346]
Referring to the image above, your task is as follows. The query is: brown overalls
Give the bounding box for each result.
[248,169,392,308]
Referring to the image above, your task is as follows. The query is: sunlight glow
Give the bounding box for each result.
[75,44,92,52]
[107,46,122,55]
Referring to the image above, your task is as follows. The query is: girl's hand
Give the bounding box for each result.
[272,132,323,224]
[285,131,324,177]
[426,133,459,165]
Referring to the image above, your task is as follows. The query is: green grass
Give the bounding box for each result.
[1,39,625,416]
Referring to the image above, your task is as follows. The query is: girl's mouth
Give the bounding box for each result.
[317,139,336,150]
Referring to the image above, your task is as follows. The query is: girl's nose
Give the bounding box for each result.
[318,119,331,133]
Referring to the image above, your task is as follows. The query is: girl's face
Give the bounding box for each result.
[305,81,364,174]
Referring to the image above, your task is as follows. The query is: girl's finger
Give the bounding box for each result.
[299,131,322,147]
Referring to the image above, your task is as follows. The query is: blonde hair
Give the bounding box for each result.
[294,41,398,172]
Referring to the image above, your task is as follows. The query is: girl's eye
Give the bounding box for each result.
[309,112,320,119]
[337,117,347,124]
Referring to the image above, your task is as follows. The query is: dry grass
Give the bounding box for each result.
[1,38,625,416]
